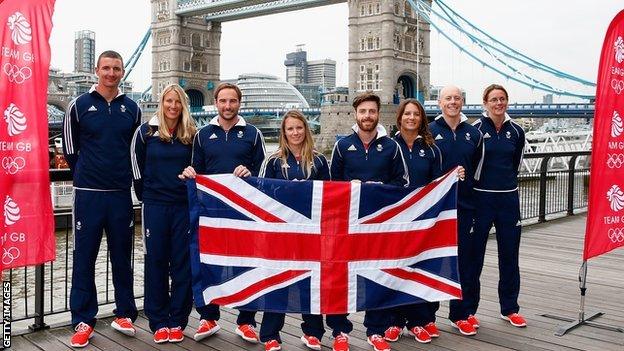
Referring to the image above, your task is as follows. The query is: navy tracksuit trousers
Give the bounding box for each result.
[448,208,475,322]
[143,202,193,331]
[70,189,138,328]
[469,191,521,316]
[197,304,257,327]
[388,302,438,329]
[260,312,353,342]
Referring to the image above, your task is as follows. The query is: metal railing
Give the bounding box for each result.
[5,150,591,330]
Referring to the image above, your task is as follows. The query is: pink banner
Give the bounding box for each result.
[1,0,56,270]
[584,10,624,260]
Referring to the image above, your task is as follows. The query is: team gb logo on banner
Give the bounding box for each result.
[7,12,32,45]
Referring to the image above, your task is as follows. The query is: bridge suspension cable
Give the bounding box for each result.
[409,0,595,100]
[122,29,151,83]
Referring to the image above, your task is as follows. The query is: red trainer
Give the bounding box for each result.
[236,324,259,343]
[194,319,220,341]
[332,332,349,351]
[367,334,390,351]
[153,327,169,344]
[301,334,322,350]
[408,326,431,344]
[265,339,281,351]
[452,320,477,336]
[383,326,402,342]
[424,322,440,338]
[169,327,184,343]
[501,313,527,327]
[70,322,94,348]
[111,317,136,336]
[467,315,480,329]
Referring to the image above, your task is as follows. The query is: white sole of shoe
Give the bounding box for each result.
[500,314,527,327]
[194,324,220,341]
[266,345,281,351]
[366,338,390,351]
[154,338,169,344]
[169,337,184,343]
[300,336,322,350]
[451,322,477,336]
[111,322,136,336]
[235,327,259,343]
[70,332,93,348]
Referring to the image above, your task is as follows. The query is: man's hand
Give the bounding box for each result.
[233,165,251,177]
[179,166,197,179]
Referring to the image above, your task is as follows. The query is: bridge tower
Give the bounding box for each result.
[150,0,221,107]
[348,0,431,103]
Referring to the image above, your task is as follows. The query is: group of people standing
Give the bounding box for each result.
[62,50,527,351]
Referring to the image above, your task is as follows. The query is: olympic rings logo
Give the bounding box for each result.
[2,246,20,265]
[3,63,32,84]
[606,154,624,169]
[2,156,26,174]
[607,228,624,243]
[612,79,624,95]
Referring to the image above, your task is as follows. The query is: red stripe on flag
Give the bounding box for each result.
[196,176,286,223]
[199,219,457,262]
[210,270,309,306]
[382,268,462,299]
[320,182,351,313]
[362,170,455,224]
[199,226,322,260]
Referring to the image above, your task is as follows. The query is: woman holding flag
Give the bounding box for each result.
[258,110,330,351]
[130,84,197,343]
[384,98,446,344]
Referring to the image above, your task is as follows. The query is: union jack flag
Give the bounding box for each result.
[188,169,461,314]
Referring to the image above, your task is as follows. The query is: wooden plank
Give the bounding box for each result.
[7,335,43,351]
[23,329,84,351]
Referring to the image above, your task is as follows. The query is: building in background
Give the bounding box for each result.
[74,30,95,73]
[284,44,307,85]
[283,46,337,107]
[306,59,336,90]
[236,73,309,109]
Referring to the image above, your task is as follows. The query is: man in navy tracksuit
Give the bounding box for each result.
[471,85,526,327]
[428,85,484,336]
[62,50,140,348]
[329,92,408,351]
[179,83,266,344]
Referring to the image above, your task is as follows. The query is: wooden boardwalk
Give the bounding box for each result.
[11,214,624,350]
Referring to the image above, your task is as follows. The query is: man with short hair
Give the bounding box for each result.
[328,92,408,351]
[429,85,484,336]
[63,50,141,348]
[180,82,266,344]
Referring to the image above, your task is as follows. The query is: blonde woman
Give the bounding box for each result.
[258,110,329,351]
[131,84,197,344]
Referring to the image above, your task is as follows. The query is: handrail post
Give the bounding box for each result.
[538,156,550,223]
[567,155,578,216]
[28,264,49,331]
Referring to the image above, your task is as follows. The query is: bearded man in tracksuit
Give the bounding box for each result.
[179,82,266,344]
[428,85,484,336]
[329,92,409,351]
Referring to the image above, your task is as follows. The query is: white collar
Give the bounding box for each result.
[209,115,246,127]
[435,113,468,123]
[482,111,512,123]
[148,115,159,126]
[89,84,123,98]
[351,124,388,140]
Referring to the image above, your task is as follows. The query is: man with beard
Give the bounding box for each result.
[429,85,484,336]
[329,92,408,351]
[179,82,266,344]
